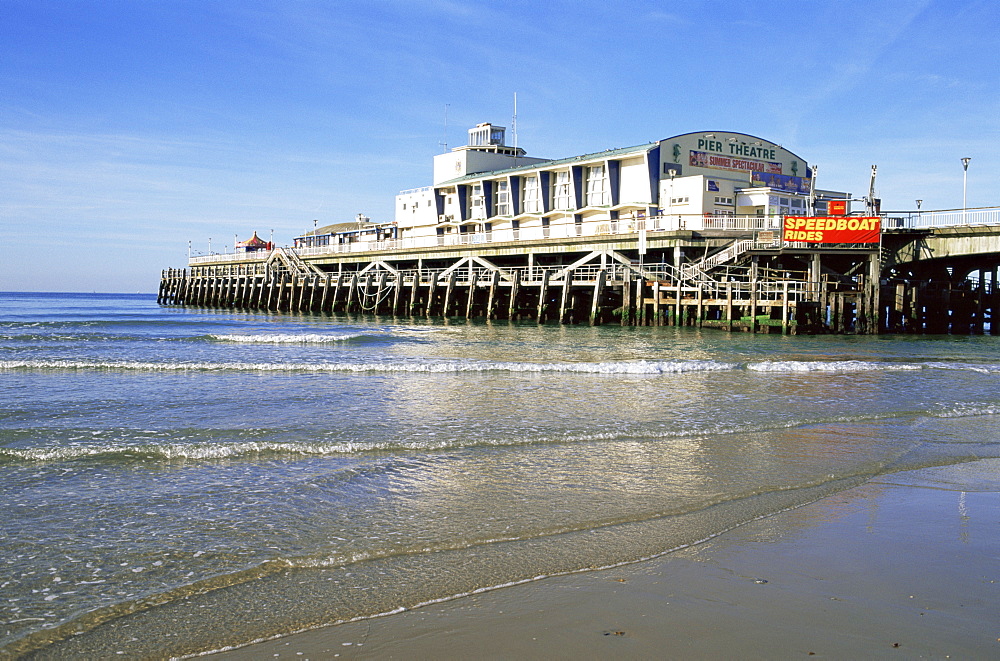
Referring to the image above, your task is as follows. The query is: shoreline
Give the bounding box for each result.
[212,459,1000,659]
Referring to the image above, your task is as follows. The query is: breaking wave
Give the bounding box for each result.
[206,332,376,343]
[4,358,1000,375]
[0,358,738,374]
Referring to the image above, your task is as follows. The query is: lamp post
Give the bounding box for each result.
[961,157,971,220]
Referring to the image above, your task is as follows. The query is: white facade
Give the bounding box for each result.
[431,123,548,185]
[391,126,848,246]
[396,186,437,230]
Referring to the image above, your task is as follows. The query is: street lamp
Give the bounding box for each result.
[961,157,971,219]
[916,199,922,210]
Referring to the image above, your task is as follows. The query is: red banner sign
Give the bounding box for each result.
[783,216,881,244]
[828,200,848,216]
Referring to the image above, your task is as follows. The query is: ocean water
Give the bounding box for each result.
[3,292,1000,658]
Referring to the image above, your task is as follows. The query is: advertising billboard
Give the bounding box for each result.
[750,172,812,194]
[828,200,848,215]
[783,217,881,244]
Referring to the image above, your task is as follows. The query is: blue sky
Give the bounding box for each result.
[2,0,997,292]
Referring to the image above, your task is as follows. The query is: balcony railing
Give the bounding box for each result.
[188,208,1000,266]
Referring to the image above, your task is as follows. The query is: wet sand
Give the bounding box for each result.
[212,460,1000,659]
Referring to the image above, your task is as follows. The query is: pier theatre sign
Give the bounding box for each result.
[783,216,881,244]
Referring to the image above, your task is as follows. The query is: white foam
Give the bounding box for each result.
[931,403,1000,418]
[0,358,739,375]
[747,360,923,372]
[209,333,372,343]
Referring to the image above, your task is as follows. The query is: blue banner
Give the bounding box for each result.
[751,172,812,194]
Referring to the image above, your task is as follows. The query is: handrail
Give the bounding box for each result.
[186,208,1000,268]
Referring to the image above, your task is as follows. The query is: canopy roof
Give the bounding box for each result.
[237,231,268,248]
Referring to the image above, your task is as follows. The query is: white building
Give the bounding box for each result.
[394,124,848,246]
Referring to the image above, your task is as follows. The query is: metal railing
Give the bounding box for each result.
[189,251,269,265]
[187,208,1000,267]
[885,207,1000,229]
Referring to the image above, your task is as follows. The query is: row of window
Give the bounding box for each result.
[466,165,610,218]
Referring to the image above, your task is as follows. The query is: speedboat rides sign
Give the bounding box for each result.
[782,216,881,243]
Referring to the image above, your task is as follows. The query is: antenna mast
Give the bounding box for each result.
[512,92,518,152]
[440,104,450,153]
[868,164,878,215]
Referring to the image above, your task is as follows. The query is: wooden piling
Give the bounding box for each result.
[508,268,521,320]
[465,271,479,319]
[559,269,574,324]
[487,270,501,319]
[443,270,457,317]
[425,274,438,317]
[591,269,606,326]
[538,269,551,324]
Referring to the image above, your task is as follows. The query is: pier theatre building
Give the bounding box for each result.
[163,123,909,334]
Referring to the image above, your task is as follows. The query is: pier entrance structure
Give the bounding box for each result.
[159,124,999,334]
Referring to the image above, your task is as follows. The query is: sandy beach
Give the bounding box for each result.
[214,459,1000,660]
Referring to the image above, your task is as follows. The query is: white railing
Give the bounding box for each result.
[189,252,269,265]
[886,207,1000,229]
[397,186,433,196]
[188,208,999,267]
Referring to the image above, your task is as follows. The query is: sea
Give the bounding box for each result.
[3,291,1000,658]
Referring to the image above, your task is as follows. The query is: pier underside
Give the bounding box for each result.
[159,232,1000,334]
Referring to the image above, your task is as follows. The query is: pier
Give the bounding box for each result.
[160,208,1000,335]
[160,216,888,334]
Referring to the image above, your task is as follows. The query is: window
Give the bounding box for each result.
[714,196,734,205]
[495,181,510,216]
[470,184,485,219]
[553,171,572,210]
[586,164,608,206]
[670,196,689,205]
[523,176,540,213]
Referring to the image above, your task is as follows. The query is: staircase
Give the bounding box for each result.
[679,232,784,282]
[267,247,325,278]
[680,239,755,282]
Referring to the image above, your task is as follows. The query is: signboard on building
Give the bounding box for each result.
[663,132,810,187]
[828,200,848,215]
[782,217,881,244]
[689,150,782,175]
[750,172,811,194]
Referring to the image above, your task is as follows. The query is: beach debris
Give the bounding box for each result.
[892,642,901,648]
[754,578,768,584]
[603,630,626,636]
